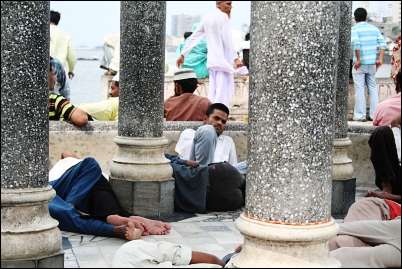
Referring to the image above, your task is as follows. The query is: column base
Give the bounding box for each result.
[1,186,63,266]
[110,177,174,219]
[227,213,341,268]
[110,136,175,218]
[1,252,64,268]
[331,178,356,219]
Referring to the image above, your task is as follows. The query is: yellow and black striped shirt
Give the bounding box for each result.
[49,93,75,121]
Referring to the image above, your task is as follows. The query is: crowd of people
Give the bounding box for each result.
[44,2,401,268]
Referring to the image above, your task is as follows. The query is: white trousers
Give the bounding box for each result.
[112,240,222,268]
[208,70,234,107]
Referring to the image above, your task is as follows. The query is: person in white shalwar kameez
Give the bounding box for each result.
[112,240,224,268]
[176,1,244,107]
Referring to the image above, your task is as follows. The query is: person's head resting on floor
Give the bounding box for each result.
[109,72,119,97]
[204,103,230,136]
[173,68,198,97]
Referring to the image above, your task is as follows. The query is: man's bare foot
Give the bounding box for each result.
[107,215,148,235]
[129,216,172,235]
[113,222,142,241]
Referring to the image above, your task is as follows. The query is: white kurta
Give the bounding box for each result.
[180,9,239,74]
[180,9,239,106]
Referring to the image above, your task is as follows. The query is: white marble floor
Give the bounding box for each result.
[63,186,376,268]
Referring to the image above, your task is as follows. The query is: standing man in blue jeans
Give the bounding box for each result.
[351,7,387,122]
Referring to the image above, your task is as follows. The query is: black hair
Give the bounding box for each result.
[245,33,250,41]
[184,32,192,40]
[174,78,198,93]
[396,71,401,93]
[354,8,367,22]
[114,81,119,88]
[205,103,229,117]
[49,60,53,72]
[50,10,61,25]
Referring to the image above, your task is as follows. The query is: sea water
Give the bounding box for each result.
[68,49,393,105]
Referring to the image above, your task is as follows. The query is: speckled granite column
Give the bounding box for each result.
[1,2,63,267]
[229,2,341,267]
[109,1,174,219]
[331,1,356,218]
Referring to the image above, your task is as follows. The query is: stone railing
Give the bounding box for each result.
[49,121,377,188]
[101,75,396,121]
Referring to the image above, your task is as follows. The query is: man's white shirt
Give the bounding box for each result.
[175,128,238,165]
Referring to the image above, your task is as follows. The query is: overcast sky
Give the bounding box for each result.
[50,1,391,49]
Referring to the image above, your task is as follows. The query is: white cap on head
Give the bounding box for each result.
[174,68,197,81]
[112,72,119,82]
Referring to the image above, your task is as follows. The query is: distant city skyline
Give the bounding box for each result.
[49,1,394,48]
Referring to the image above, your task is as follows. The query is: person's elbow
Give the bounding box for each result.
[70,108,89,126]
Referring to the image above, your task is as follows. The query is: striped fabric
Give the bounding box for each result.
[49,93,75,121]
[351,21,387,65]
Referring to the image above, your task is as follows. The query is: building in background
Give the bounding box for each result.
[171,14,202,38]
[166,34,182,52]
[390,1,401,24]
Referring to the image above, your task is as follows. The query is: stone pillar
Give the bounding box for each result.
[229,2,341,267]
[109,1,174,219]
[1,2,63,268]
[332,1,356,219]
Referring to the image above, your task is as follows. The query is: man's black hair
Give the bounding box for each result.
[396,71,401,93]
[50,10,61,25]
[49,60,53,72]
[205,103,229,117]
[174,78,198,93]
[354,8,367,22]
[245,33,250,41]
[184,32,192,40]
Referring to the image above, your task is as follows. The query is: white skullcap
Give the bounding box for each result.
[174,68,197,81]
[112,72,119,82]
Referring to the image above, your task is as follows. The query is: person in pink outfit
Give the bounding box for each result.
[372,71,401,127]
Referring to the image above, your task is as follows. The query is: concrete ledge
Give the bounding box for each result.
[49,121,376,188]
[1,252,64,268]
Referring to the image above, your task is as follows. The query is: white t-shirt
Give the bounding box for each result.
[49,157,109,182]
[175,128,238,165]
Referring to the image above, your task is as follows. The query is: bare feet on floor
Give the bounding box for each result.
[113,221,142,241]
[129,216,172,235]
[107,215,148,235]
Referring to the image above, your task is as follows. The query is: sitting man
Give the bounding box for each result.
[164,68,211,121]
[50,56,70,101]
[76,73,120,121]
[372,71,401,127]
[175,103,246,174]
[166,103,246,213]
[367,71,401,197]
[48,60,88,126]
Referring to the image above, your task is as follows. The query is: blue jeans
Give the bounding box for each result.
[49,158,114,236]
[352,64,378,121]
